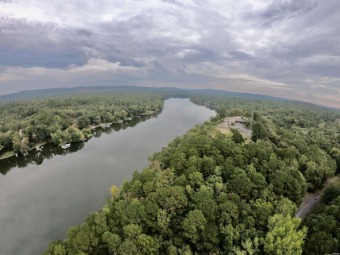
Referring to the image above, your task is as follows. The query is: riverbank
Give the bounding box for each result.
[0,112,159,161]
[0,141,47,161]
[0,151,15,160]
[0,92,164,162]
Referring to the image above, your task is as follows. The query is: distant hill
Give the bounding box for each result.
[183,88,289,101]
[0,86,287,102]
[0,86,164,102]
[1,85,337,110]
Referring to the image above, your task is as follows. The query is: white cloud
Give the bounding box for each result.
[0,59,145,81]
[68,58,142,72]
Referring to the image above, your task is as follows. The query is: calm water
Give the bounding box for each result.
[0,98,215,255]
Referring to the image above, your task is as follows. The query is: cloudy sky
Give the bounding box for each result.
[0,0,340,108]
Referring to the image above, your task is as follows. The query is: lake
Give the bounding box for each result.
[0,98,215,255]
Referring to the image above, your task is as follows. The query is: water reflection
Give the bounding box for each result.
[0,114,157,175]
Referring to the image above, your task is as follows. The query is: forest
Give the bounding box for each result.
[40,93,340,255]
[0,92,163,157]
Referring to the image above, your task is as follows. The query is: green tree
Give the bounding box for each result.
[251,122,266,142]
[182,209,207,244]
[262,214,306,255]
[303,231,338,255]
[51,130,64,145]
[44,241,66,255]
[102,231,121,252]
[231,128,245,144]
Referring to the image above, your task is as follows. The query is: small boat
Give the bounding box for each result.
[61,144,71,149]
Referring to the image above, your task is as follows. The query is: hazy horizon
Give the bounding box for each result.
[1,0,340,108]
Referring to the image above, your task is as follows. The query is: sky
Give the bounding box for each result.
[0,0,340,108]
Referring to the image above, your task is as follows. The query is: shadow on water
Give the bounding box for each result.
[0,114,158,175]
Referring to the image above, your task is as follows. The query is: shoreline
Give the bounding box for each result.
[0,151,15,160]
[0,141,47,160]
[0,111,159,161]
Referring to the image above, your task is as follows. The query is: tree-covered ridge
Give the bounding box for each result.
[0,92,163,155]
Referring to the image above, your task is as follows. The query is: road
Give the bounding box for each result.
[295,177,338,220]
[295,193,322,220]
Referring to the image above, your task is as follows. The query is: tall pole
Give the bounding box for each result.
[250,108,254,131]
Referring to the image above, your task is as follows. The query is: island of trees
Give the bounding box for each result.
[34,91,339,255]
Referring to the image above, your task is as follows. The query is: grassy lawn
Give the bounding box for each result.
[216,127,233,137]
[209,125,233,138]
[244,137,251,144]
[33,141,47,148]
[0,151,15,160]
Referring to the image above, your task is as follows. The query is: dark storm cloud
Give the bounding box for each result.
[0,19,89,68]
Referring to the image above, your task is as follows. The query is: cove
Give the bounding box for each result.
[0,98,215,255]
